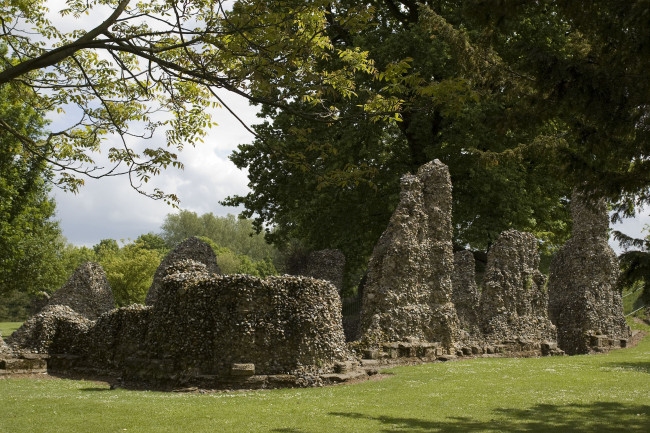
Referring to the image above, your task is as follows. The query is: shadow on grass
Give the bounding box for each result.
[605,361,650,374]
[271,429,307,433]
[330,401,650,432]
[80,387,111,392]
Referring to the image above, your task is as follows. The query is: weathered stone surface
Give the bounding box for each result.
[479,230,556,342]
[46,262,114,320]
[0,333,11,356]
[84,304,153,371]
[7,305,93,355]
[452,250,480,336]
[145,236,221,305]
[140,259,350,381]
[548,191,630,354]
[360,160,458,346]
[290,249,345,292]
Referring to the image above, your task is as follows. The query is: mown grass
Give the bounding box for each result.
[0,322,21,338]
[1,322,649,433]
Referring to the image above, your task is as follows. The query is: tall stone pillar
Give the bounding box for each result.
[359,160,458,346]
[479,230,556,342]
[548,191,630,354]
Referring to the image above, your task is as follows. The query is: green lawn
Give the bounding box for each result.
[0,322,21,338]
[1,322,648,433]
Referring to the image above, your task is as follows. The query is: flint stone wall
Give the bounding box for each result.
[84,304,153,372]
[360,160,458,346]
[145,236,221,305]
[139,260,350,380]
[452,250,480,336]
[479,230,556,342]
[290,249,345,293]
[46,262,114,320]
[11,260,350,386]
[7,305,93,355]
[548,192,629,354]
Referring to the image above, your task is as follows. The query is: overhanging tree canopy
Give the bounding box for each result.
[0,0,377,203]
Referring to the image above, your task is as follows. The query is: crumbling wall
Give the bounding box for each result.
[479,230,556,342]
[145,236,221,305]
[84,304,153,372]
[290,249,345,293]
[359,160,458,346]
[45,262,114,320]
[11,259,351,386]
[548,191,630,354]
[138,260,349,382]
[7,305,93,355]
[452,250,480,336]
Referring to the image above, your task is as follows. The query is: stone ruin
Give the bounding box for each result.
[4,252,354,388]
[359,160,459,346]
[452,250,480,336]
[145,236,221,305]
[478,230,557,344]
[358,160,561,359]
[548,191,630,355]
[43,262,114,320]
[2,163,636,386]
[290,249,346,293]
[8,305,93,355]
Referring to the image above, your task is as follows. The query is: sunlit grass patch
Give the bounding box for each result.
[0,322,22,338]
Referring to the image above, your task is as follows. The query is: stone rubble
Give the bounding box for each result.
[145,236,221,305]
[359,159,459,346]
[0,333,11,356]
[548,191,630,354]
[44,262,114,320]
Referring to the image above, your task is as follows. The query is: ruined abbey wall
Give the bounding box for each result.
[548,191,630,354]
[479,230,556,342]
[359,160,458,346]
[3,162,636,386]
[145,236,221,305]
[6,256,351,388]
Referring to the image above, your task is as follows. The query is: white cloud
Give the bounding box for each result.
[54,91,259,246]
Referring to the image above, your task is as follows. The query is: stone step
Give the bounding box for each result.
[0,357,47,372]
[321,371,367,383]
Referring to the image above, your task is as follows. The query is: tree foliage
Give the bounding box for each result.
[614,227,650,311]
[0,84,66,296]
[225,0,574,283]
[0,0,378,203]
[197,236,277,277]
[160,211,280,264]
[100,240,165,306]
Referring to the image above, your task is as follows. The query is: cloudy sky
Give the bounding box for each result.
[53,92,258,246]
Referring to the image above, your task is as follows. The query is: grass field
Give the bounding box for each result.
[0,322,21,338]
[1,321,648,433]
